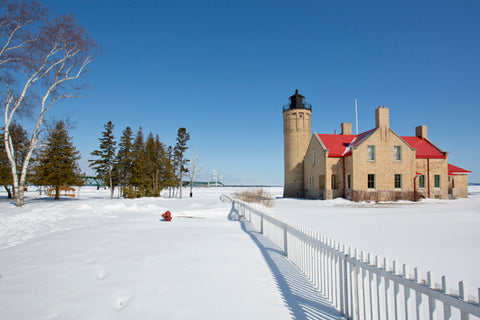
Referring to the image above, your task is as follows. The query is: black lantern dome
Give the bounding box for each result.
[283,89,312,111]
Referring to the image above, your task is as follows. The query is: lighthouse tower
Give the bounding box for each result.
[283,90,312,198]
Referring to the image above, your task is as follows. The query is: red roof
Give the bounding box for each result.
[316,129,448,159]
[448,164,471,175]
[317,129,375,157]
[400,136,446,159]
[316,133,355,157]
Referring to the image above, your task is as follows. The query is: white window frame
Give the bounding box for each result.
[394,145,402,161]
[367,145,375,161]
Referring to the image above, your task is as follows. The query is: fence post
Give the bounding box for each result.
[361,252,367,320]
[384,258,390,320]
[459,281,469,320]
[414,267,422,320]
[376,256,382,320]
[339,252,344,315]
[334,250,339,309]
[354,251,360,320]
[404,264,410,319]
[441,275,452,320]
[344,255,349,318]
[427,271,436,320]
[283,224,288,257]
[350,248,355,319]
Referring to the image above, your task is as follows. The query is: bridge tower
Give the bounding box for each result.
[283,90,312,198]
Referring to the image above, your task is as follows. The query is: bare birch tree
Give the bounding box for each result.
[188,151,203,198]
[0,1,98,206]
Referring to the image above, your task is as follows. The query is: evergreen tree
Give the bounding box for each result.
[164,145,176,198]
[173,127,190,198]
[155,134,169,194]
[0,122,29,198]
[129,127,148,197]
[144,132,161,196]
[34,121,82,200]
[89,121,116,198]
[114,126,134,197]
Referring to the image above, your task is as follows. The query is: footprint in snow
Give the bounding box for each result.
[113,293,132,311]
[96,269,108,280]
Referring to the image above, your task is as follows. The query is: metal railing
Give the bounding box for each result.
[221,194,480,320]
[282,102,313,111]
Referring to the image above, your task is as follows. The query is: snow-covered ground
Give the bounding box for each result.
[0,187,295,320]
[0,185,479,319]
[266,186,480,297]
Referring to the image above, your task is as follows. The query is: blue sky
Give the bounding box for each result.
[38,0,479,185]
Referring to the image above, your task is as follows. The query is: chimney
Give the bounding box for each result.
[415,125,427,139]
[375,106,389,130]
[341,122,352,135]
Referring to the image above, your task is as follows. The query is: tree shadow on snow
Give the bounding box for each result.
[28,196,82,203]
[228,203,345,320]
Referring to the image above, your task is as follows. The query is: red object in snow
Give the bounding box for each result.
[162,210,172,221]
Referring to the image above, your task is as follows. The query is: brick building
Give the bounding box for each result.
[283,91,471,201]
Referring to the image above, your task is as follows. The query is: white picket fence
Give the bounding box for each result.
[221,194,480,320]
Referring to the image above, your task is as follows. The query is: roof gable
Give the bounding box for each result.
[316,128,375,157]
[348,128,376,150]
[400,136,446,159]
[316,133,355,157]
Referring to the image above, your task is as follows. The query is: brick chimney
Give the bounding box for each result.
[375,106,389,129]
[341,122,352,135]
[415,125,427,139]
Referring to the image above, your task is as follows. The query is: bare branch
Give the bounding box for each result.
[0,1,99,206]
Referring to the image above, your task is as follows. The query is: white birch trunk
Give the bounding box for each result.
[3,44,92,206]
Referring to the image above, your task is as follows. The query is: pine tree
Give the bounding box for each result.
[34,121,82,200]
[0,122,29,198]
[90,121,116,198]
[164,145,176,198]
[155,134,168,195]
[129,127,148,197]
[173,127,190,198]
[145,132,163,196]
[114,126,134,197]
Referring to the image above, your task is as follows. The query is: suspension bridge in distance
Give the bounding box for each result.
[82,177,224,188]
